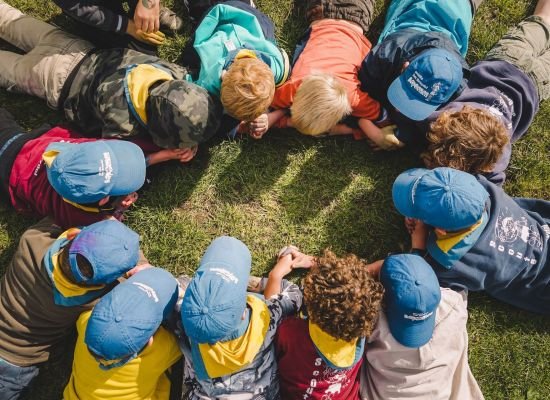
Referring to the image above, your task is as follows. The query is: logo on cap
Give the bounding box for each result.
[132,282,159,302]
[404,311,434,321]
[99,152,113,184]
[210,267,238,284]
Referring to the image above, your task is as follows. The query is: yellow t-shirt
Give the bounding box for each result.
[63,311,182,400]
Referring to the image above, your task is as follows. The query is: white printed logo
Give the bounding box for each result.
[133,282,159,302]
[210,267,238,284]
[495,211,543,249]
[404,311,433,321]
[99,152,113,183]
[407,71,430,98]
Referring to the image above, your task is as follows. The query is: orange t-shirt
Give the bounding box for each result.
[272,19,380,127]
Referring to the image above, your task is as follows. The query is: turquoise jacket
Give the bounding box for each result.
[192,4,290,97]
[379,0,473,56]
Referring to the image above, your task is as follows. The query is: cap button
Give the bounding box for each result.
[58,167,64,173]
[444,185,450,191]
[201,307,209,314]
[415,280,421,286]
[115,315,122,322]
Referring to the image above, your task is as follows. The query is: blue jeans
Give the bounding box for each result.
[0,357,39,400]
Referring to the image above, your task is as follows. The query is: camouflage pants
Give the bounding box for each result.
[486,15,550,101]
[0,1,93,109]
[304,0,376,32]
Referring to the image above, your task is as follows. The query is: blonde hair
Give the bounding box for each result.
[221,58,275,122]
[291,74,351,135]
[422,106,510,174]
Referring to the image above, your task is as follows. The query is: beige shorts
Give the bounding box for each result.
[0,2,94,108]
[485,15,550,101]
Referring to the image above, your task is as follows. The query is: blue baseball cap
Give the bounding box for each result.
[181,236,251,344]
[68,219,140,285]
[387,49,463,121]
[44,140,146,204]
[85,267,178,368]
[392,167,489,231]
[381,254,441,348]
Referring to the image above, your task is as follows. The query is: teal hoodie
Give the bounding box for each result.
[192,4,290,97]
[379,0,473,56]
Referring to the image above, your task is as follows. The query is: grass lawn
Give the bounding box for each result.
[0,0,549,398]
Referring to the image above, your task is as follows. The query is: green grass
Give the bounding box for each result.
[0,0,549,399]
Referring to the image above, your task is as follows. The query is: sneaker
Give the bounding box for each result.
[159,6,183,32]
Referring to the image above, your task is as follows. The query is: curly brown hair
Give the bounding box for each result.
[422,106,509,174]
[303,250,384,342]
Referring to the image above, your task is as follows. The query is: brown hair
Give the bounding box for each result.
[422,106,509,174]
[221,58,275,122]
[303,250,384,341]
[59,240,94,284]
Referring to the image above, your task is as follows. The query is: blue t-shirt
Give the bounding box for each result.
[379,0,473,56]
[430,175,550,315]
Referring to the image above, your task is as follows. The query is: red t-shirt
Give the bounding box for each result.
[275,317,362,400]
[8,127,158,229]
[271,19,380,128]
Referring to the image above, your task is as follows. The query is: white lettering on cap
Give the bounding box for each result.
[132,282,159,302]
[407,76,430,99]
[98,152,113,184]
[210,267,238,284]
[404,311,433,321]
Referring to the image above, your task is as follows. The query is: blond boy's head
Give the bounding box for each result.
[422,106,509,174]
[221,58,275,122]
[303,250,384,341]
[291,74,351,136]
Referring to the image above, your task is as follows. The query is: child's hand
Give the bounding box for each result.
[368,125,404,151]
[249,114,269,139]
[134,0,160,33]
[147,146,198,165]
[290,250,316,270]
[126,263,154,278]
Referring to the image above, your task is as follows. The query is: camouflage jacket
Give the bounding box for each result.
[61,48,187,144]
[172,276,303,400]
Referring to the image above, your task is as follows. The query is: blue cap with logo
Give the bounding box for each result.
[68,219,140,285]
[381,254,441,348]
[392,167,489,231]
[181,236,251,344]
[44,140,146,204]
[85,267,178,368]
[387,48,463,121]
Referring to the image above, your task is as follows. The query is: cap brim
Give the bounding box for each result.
[392,168,428,219]
[199,236,252,277]
[387,308,436,348]
[102,141,146,196]
[387,77,439,121]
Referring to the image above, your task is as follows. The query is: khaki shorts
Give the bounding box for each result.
[0,2,94,108]
[485,15,550,101]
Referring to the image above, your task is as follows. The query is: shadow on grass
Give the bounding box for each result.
[0,206,37,276]
[212,133,293,204]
